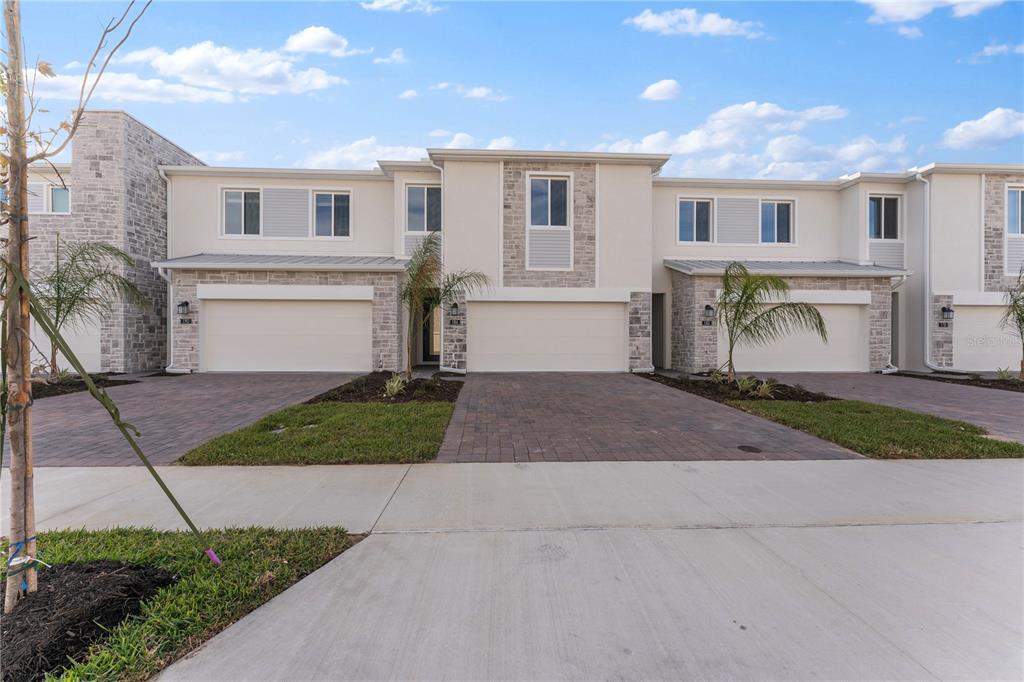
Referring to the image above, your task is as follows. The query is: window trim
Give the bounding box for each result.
[675,196,714,245]
[758,198,797,246]
[867,194,903,243]
[525,171,574,272]
[404,183,442,234]
[48,185,71,214]
[1007,185,1024,276]
[310,189,354,240]
[220,187,263,238]
[25,181,72,215]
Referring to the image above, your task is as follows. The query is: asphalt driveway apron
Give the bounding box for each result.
[437,373,855,462]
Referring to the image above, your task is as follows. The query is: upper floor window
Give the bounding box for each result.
[868,195,899,240]
[224,189,260,236]
[26,182,70,214]
[1008,188,1023,235]
[407,185,441,232]
[760,200,793,244]
[50,187,70,214]
[678,199,712,243]
[314,191,351,238]
[529,176,569,228]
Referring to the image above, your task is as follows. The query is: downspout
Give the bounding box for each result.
[879,274,909,373]
[917,172,945,372]
[157,168,187,374]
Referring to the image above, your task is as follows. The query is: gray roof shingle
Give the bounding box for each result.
[663,259,908,277]
[152,253,408,271]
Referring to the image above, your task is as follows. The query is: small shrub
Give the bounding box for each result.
[735,376,759,395]
[709,369,728,384]
[995,367,1014,381]
[55,368,76,385]
[754,379,778,399]
[383,373,407,400]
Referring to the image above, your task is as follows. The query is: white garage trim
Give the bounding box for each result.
[714,289,871,305]
[466,287,633,303]
[196,283,374,301]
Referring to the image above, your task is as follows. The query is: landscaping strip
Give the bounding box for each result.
[1,527,354,682]
[306,371,462,404]
[892,371,1024,394]
[639,372,832,403]
[731,399,1024,459]
[32,375,138,400]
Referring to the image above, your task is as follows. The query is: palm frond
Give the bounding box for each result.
[999,266,1024,341]
[738,301,828,348]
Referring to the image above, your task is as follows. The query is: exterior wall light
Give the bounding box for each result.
[702,304,715,326]
[449,301,460,317]
[940,306,954,321]
[176,301,190,316]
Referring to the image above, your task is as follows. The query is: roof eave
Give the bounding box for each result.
[426,148,671,169]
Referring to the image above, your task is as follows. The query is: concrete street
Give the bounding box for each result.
[17,460,1018,680]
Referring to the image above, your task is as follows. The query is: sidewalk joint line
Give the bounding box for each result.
[368,464,413,534]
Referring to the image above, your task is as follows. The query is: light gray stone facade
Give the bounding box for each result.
[929,294,955,368]
[669,271,893,373]
[28,111,202,373]
[502,161,596,287]
[440,292,467,372]
[169,269,402,372]
[983,173,1024,291]
[628,291,653,372]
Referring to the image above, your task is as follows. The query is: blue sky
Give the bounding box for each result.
[22,0,1024,178]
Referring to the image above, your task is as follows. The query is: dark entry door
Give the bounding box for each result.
[422,303,441,363]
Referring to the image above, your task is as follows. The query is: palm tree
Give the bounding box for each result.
[716,261,828,381]
[32,234,145,380]
[999,266,1024,380]
[399,232,489,378]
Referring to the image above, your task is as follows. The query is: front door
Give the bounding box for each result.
[422,303,441,363]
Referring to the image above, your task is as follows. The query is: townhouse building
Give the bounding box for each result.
[26,111,1024,376]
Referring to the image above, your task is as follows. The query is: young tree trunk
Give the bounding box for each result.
[405,298,417,380]
[49,341,60,382]
[4,0,38,614]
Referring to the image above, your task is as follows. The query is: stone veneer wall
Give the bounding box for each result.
[502,161,596,287]
[169,269,402,372]
[440,292,467,372]
[670,271,893,373]
[28,111,203,373]
[929,294,954,368]
[628,291,653,372]
[983,173,1024,291]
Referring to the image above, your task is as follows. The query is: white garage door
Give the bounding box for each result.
[718,304,869,372]
[467,301,627,372]
[953,306,1019,371]
[201,299,372,372]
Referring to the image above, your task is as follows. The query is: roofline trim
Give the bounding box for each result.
[158,165,392,181]
[426,148,671,168]
[662,258,909,278]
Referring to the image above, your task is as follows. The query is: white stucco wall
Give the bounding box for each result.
[597,163,652,290]
[441,160,503,285]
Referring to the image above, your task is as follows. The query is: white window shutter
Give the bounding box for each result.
[26,182,46,213]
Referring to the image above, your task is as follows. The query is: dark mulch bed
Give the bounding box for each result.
[306,371,463,404]
[31,375,138,400]
[1,560,177,682]
[145,370,187,378]
[639,372,834,403]
[893,371,1024,393]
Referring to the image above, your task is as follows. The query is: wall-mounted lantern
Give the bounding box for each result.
[449,301,461,317]
[940,306,954,321]
[176,301,190,316]
[702,304,715,326]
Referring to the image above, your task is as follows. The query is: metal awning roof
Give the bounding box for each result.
[152,253,408,272]
[663,259,909,277]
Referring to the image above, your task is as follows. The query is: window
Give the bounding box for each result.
[1008,188,1023,235]
[314,192,351,237]
[678,199,712,242]
[868,196,899,240]
[407,185,441,232]
[224,190,260,235]
[50,187,70,214]
[529,177,569,227]
[760,200,793,243]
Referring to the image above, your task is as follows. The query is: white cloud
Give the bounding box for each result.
[33,70,235,104]
[444,132,475,149]
[460,85,509,102]
[117,41,343,96]
[305,136,424,168]
[486,136,516,150]
[887,115,926,128]
[374,48,408,64]
[283,26,371,58]
[640,78,681,101]
[858,0,1003,24]
[965,42,1024,62]
[594,101,847,156]
[942,107,1024,149]
[398,88,418,99]
[63,60,83,69]
[430,82,451,90]
[361,0,442,14]
[196,150,247,164]
[428,128,451,137]
[624,8,764,38]
[897,25,923,38]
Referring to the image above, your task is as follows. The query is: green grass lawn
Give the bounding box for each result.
[180,401,454,465]
[731,399,1024,459]
[6,527,353,681]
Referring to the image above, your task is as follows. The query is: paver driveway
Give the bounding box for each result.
[765,372,1024,443]
[437,373,855,462]
[19,372,352,466]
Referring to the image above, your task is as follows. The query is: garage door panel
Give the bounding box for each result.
[467,302,627,372]
[202,300,371,372]
[717,304,869,372]
[953,307,1019,371]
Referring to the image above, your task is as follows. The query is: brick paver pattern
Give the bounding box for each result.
[764,372,1024,443]
[17,373,353,466]
[437,373,856,462]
